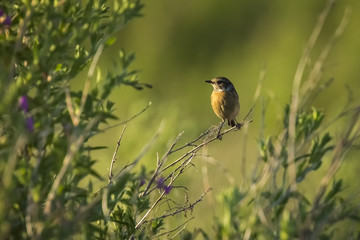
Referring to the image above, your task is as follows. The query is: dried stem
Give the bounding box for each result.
[301,7,352,107]
[136,188,212,229]
[288,0,336,192]
[152,217,194,239]
[168,220,191,239]
[101,102,152,132]
[140,131,184,197]
[108,125,127,184]
[170,130,211,154]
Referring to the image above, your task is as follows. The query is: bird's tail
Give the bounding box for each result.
[228,119,236,127]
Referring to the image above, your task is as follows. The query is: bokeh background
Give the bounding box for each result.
[81,0,360,234]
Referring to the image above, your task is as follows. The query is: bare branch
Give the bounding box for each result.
[151,217,194,239]
[301,7,352,106]
[113,121,164,181]
[170,129,212,154]
[136,188,213,229]
[108,125,127,185]
[101,102,152,132]
[140,131,184,197]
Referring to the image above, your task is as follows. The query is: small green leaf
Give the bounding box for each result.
[55,63,63,72]
[106,37,117,46]
[325,179,343,202]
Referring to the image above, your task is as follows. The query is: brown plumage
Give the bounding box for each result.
[206,77,240,127]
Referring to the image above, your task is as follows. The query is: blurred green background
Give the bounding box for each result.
[82,0,360,233]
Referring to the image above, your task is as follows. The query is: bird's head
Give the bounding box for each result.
[205,77,234,92]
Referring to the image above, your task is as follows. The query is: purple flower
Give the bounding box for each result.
[156,177,165,189]
[0,9,11,26]
[163,185,173,195]
[19,96,34,132]
[4,16,11,26]
[139,179,145,187]
[19,95,29,112]
[26,116,34,132]
[156,177,172,194]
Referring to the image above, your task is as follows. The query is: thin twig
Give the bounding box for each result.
[169,221,190,239]
[136,190,166,229]
[170,129,212,154]
[101,102,152,132]
[140,131,184,197]
[108,125,127,184]
[113,122,164,186]
[136,188,212,229]
[151,217,194,239]
[301,7,352,107]
[94,122,163,196]
[97,122,163,221]
[162,120,252,173]
[144,153,197,197]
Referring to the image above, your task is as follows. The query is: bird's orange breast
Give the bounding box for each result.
[210,90,240,121]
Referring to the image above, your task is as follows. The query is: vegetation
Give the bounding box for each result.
[0,0,359,239]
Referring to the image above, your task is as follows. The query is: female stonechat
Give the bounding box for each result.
[205,77,240,138]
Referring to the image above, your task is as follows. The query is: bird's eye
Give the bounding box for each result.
[217,80,223,84]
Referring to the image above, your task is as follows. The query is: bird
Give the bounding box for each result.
[205,77,240,139]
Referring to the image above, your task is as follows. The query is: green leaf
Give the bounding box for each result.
[324,179,343,202]
[105,37,116,46]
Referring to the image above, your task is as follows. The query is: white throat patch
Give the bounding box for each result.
[214,88,225,92]
[214,86,233,92]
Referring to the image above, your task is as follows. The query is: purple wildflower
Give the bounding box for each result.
[163,185,173,195]
[26,116,34,132]
[19,95,29,112]
[156,177,165,189]
[18,96,34,132]
[156,177,172,194]
[4,16,11,26]
[0,9,4,17]
[139,179,145,187]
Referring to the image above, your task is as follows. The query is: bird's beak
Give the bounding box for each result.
[205,80,212,84]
